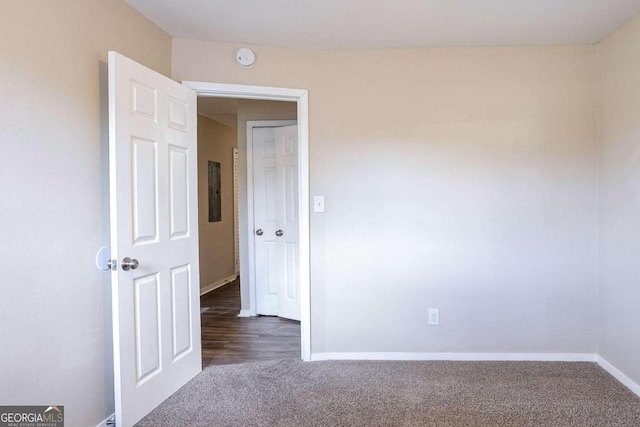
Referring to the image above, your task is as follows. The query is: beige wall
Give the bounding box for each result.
[597,13,640,387]
[198,115,237,291]
[0,1,171,426]
[174,40,598,356]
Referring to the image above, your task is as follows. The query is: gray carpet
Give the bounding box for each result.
[137,359,640,426]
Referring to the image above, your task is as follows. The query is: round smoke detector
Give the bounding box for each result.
[236,48,256,68]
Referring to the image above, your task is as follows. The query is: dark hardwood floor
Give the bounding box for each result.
[200,278,301,366]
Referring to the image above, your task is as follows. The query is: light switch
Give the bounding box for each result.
[313,196,325,213]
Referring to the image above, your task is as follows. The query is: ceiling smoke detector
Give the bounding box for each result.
[235,48,256,67]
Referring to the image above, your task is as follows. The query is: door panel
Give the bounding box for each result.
[109,51,201,427]
[134,273,161,383]
[266,241,279,295]
[131,137,158,244]
[169,146,189,239]
[284,166,296,223]
[130,80,157,120]
[285,242,297,300]
[170,265,192,359]
[168,96,188,131]
[265,168,277,221]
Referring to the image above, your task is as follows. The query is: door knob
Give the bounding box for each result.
[275,230,284,237]
[121,257,139,271]
[255,229,264,236]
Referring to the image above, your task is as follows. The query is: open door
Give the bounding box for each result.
[108,51,201,427]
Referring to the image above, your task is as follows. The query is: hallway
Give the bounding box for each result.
[200,278,301,366]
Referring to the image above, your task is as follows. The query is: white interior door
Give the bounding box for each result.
[109,51,201,427]
[253,125,300,321]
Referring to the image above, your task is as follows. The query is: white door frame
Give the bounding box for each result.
[247,120,298,318]
[233,147,240,276]
[182,81,311,362]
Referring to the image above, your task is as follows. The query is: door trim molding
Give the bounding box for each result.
[183,81,311,362]
[233,147,240,276]
[246,120,297,319]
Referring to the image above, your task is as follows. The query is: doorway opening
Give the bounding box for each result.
[195,98,300,365]
[184,81,311,363]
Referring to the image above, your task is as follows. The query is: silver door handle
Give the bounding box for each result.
[121,257,139,271]
[256,229,264,236]
[275,230,284,237]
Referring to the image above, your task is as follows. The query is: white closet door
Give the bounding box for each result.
[252,125,300,321]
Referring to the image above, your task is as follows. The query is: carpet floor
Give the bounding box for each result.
[137,359,640,426]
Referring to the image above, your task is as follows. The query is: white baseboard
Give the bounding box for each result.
[596,355,640,398]
[95,414,115,427]
[310,352,596,362]
[200,274,238,296]
[237,309,251,317]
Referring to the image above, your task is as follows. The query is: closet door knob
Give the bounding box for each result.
[121,257,139,271]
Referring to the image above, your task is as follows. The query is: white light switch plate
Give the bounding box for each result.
[313,196,325,213]
[428,308,439,326]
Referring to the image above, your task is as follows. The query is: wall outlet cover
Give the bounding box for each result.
[313,195,325,213]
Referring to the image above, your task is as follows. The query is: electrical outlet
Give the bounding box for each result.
[428,308,439,326]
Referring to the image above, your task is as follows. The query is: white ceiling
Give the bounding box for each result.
[124,0,640,49]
